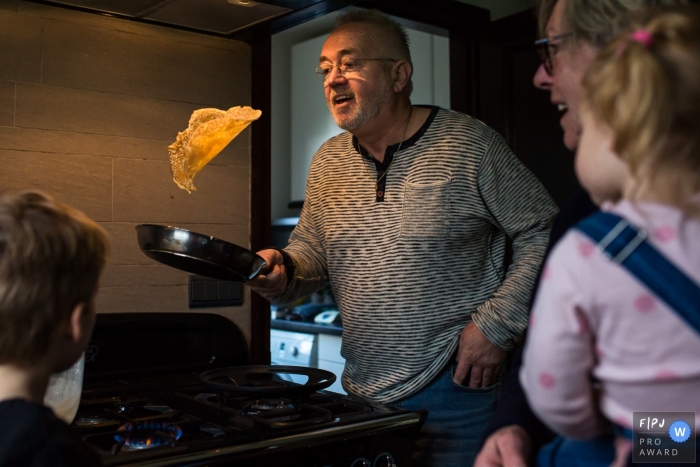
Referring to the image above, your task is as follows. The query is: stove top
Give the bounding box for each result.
[74,314,424,466]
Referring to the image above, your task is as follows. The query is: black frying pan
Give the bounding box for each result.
[135,224,267,281]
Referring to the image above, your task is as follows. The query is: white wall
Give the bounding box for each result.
[271,12,339,221]
[272,10,450,216]
[289,34,343,204]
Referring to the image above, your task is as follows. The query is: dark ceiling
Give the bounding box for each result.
[26,0,489,39]
[28,0,305,35]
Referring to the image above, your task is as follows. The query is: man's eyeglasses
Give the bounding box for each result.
[316,57,397,83]
[534,33,573,75]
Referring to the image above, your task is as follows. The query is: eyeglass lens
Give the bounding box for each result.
[536,39,553,75]
[316,62,347,83]
[535,34,573,76]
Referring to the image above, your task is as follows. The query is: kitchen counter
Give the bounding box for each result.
[271,318,342,336]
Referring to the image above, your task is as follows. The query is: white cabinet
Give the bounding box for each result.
[317,334,346,394]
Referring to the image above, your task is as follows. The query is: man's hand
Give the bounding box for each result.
[246,249,287,299]
[474,425,532,467]
[453,321,506,388]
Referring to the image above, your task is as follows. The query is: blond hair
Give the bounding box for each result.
[537,0,686,45]
[583,7,700,210]
[0,191,110,365]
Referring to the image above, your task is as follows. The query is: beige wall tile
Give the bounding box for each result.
[100,222,249,265]
[0,126,249,167]
[18,1,250,52]
[0,150,112,220]
[15,83,203,140]
[210,143,250,168]
[0,81,14,126]
[3,3,254,342]
[101,264,189,288]
[96,285,251,343]
[96,284,251,316]
[42,19,250,106]
[0,10,41,83]
[0,125,165,158]
[113,158,249,224]
[0,1,19,12]
[101,222,154,266]
[97,285,188,313]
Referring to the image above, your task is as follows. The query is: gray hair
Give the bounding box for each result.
[537,0,688,47]
[335,9,413,95]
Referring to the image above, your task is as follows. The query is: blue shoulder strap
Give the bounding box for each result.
[575,211,700,336]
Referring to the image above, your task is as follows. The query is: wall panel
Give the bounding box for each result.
[0,81,15,126]
[0,149,112,220]
[0,1,254,344]
[0,10,42,83]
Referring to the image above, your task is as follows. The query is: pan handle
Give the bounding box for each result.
[253,261,271,278]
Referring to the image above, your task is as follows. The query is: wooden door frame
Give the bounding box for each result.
[250,23,273,365]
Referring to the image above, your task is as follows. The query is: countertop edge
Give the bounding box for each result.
[271,319,343,336]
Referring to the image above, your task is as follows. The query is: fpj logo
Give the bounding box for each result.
[633,412,695,463]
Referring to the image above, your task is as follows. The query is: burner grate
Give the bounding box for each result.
[241,400,334,429]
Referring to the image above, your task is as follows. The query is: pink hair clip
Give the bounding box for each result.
[631,29,654,49]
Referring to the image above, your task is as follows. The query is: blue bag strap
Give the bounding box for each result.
[575,211,700,336]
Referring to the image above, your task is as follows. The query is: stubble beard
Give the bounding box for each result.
[329,81,394,131]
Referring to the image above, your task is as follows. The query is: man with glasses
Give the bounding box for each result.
[248,9,558,466]
[474,1,684,466]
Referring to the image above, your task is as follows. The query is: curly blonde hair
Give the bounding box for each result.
[583,6,700,210]
[0,191,109,365]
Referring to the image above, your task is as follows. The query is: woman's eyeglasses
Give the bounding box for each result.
[534,33,573,75]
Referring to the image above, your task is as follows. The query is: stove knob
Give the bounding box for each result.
[350,458,371,467]
[292,347,299,357]
[373,452,396,467]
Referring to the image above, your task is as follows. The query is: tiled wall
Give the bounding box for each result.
[0,0,255,342]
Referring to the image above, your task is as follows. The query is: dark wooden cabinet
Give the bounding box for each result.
[478,9,581,208]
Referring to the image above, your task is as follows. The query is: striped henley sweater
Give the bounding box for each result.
[274,106,559,404]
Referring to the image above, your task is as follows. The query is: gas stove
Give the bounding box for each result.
[73,313,424,466]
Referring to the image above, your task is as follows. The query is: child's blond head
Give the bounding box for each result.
[583,7,700,209]
[0,191,109,365]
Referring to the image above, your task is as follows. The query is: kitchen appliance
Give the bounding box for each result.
[314,310,341,325]
[74,313,424,466]
[135,224,267,282]
[270,329,318,386]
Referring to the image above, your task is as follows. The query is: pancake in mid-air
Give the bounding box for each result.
[168,106,262,193]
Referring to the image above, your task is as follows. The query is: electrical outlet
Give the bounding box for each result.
[188,275,242,308]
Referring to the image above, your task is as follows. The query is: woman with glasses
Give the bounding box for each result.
[475,1,686,466]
